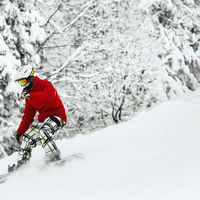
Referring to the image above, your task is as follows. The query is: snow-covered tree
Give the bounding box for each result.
[0,33,19,157]
[140,0,200,98]
[0,0,46,65]
[0,0,46,158]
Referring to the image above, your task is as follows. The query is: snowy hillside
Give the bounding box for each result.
[1,90,200,200]
[1,0,200,158]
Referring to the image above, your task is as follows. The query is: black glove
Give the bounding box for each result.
[15,133,22,145]
[19,91,30,101]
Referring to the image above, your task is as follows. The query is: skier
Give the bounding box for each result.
[11,64,67,171]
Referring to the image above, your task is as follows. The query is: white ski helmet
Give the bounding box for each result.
[14,65,35,81]
[15,65,35,87]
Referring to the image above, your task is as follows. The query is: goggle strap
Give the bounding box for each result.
[30,68,35,76]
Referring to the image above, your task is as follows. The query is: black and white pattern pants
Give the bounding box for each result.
[18,116,65,162]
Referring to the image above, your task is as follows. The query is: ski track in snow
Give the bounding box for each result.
[1,90,200,200]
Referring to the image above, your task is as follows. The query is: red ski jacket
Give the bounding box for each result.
[17,76,67,135]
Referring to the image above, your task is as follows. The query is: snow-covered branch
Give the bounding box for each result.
[43,4,63,27]
[61,1,93,33]
[37,1,93,53]
[48,44,84,82]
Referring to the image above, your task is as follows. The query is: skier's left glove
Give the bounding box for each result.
[15,133,22,145]
[19,91,30,101]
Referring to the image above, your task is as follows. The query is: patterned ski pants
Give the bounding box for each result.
[18,116,65,162]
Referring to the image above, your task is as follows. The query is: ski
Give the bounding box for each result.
[0,161,29,184]
[39,153,84,170]
[0,153,84,184]
[0,173,10,184]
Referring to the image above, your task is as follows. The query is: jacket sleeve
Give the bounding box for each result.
[17,99,37,135]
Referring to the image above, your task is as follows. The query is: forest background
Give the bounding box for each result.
[0,0,200,158]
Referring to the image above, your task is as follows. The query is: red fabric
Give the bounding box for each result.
[17,76,67,135]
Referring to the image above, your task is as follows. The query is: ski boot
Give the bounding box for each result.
[8,147,31,173]
[8,164,17,173]
[8,158,29,173]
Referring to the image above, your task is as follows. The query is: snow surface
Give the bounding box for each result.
[1,90,200,200]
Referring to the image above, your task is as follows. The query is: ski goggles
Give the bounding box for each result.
[17,78,28,87]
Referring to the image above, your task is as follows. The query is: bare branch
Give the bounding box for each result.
[37,31,55,53]
[43,44,69,49]
[49,44,84,82]
[61,2,93,33]
[43,4,63,27]
[116,95,125,120]
[112,95,126,123]
[112,103,118,123]
[37,1,93,53]
[52,40,65,54]
[34,0,37,7]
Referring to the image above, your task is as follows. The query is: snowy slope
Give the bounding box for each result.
[1,90,200,200]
